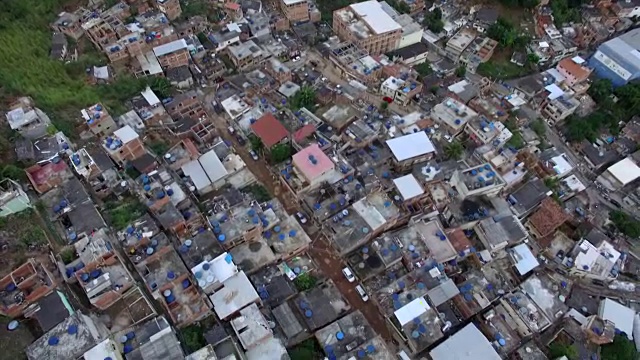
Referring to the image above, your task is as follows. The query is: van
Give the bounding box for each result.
[355,285,369,302]
[342,267,355,282]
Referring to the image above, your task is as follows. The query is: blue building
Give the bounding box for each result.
[589,28,640,87]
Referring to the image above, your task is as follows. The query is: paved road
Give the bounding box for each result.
[308,235,393,342]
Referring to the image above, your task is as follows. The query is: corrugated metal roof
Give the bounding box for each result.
[153,39,188,57]
[200,150,228,184]
[430,323,501,360]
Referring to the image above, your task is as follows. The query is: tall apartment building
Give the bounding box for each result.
[156,0,182,20]
[333,0,402,55]
[280,0,310,23]
[556,56,592,86]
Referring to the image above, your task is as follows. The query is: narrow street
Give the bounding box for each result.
[308,235,393,342]
[200,94,298,214]
[200,92,394,341]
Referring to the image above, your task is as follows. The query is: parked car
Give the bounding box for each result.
[610,199,622,208]
[355,284,369,301]
[342,267,355,283]
[235,134,246,146]
[249,150,259,160]
[296,211,308,224]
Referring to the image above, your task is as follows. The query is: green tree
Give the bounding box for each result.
[380,101,389,111]
[588,78,613,104]
[1,164,26,182]
[443,140,464,160]
[530,118,546,138]
[149,141,170,156]
[548,343,578,360]
[455,65,466,78]
[289,339,324,360]
[609,210,640,238]
[487,17,530,50]
[293,273,317,291]
[270,143,292,163]
[506,132,525,149]
[601,334,637,360]
[291,86,316,110]
[423,8,444,33]
[179,325,206,353]
[148,77,173,99]
[248,134,264,152]
[527,53,540,65]
[414,61,433,78]
[550,0,582,27]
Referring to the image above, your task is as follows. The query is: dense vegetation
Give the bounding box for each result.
[289,339,325,360]
[423,8,444,34]
[550,0,582,27]
[564,79,640,142]
[601,334,637,360]
[0,0,171,137]
[487,17,531,51]
[609,210,640,239]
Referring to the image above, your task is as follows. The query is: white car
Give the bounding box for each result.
[443,134,453,143]
[249,150,259,161]
[355,284,369,302]
[342,267,356,282]
[296,212,308,224]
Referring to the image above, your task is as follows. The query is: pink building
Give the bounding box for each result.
[556,57,592,86]
[292,144,335,186]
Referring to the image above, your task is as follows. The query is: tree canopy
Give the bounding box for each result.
[550,0,582,27]
[291,86,316,110]
[565,81,640,142]
[609,210,640,238]
[497,0,539,9]
[443,141,464,160]
[414,61,433,78]
[423,8,444,34]
[486,17,531,50]
[601,334,637,360]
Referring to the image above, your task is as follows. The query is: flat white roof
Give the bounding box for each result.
[600,298,635,340]
[545,84,564,100]
[394,296,430,326]
[200,149,229,184]
[141,87,161,106]
[209,271,259,320]
[182,160,210,191]
[386,131,435,161]
[430,323,501,360]
[393,174,424,200]
[191,252,238,290]
[382,76,403,91]
[511,244,540,276]
[113,125,139,144]
[282,0,306,4]
[607,157,640,186]
[572,56,586,64]
[153,39,188,57]
[550,154,572,175]
[350,0,401,34]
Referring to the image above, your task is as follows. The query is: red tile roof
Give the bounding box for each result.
[225,2,241,10]
[292,124,316,142]
[251,113,289,147]
[529,198,568,238]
